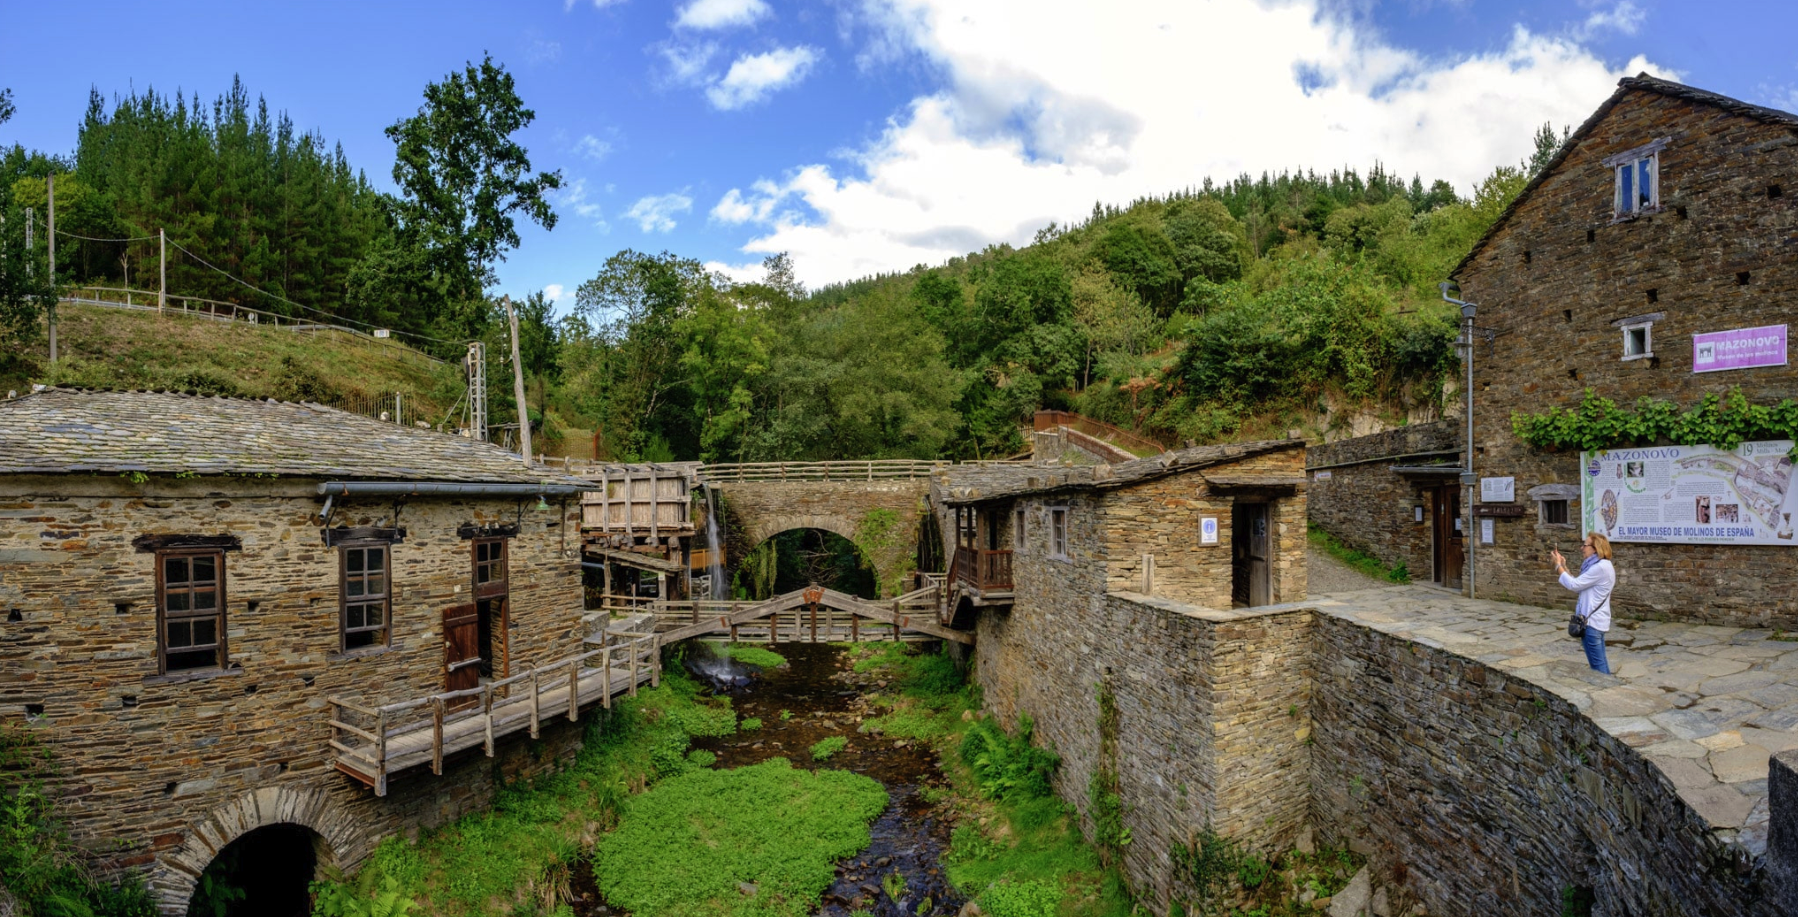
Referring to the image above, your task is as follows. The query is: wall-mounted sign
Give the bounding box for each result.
[1474,504,1528,517]
[1199,516,1219,545]
[1694,324,1786,373]
[1480,477,1515,502]
[1414,505,1425,523]
[1480,518,1495,544]
[1314,470,1332,481]
[1582,441,1796,545]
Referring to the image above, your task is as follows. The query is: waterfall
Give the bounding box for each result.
[704,486,727,600]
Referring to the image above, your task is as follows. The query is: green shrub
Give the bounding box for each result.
[810,736,848,761]
[978,879,1062,917]
[593,758,888,917]
[740,717,763,731]
[959,716,1059,802]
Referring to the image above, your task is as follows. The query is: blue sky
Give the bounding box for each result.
[4,1,1796,305]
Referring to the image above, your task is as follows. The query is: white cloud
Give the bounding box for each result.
[676,0,770,30]
[543,283,572,306]
[1577,1,1645,39]
[527,39,562,64]
[659,41,721,84]
[576,135,613,162]
[565,0,626,10]
[625,192,694,232]
[703,260,769,284]
[706,46,820,110]
[555,178,608,230]
[713,0,1670,287]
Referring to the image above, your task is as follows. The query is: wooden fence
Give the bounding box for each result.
[698,459,948,483]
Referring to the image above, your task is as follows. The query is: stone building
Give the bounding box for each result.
[1305,420,1464,588]
[0,388,607,914]
[1452,75,1798,628]
[933,441,1313,904]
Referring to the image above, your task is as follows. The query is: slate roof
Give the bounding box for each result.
[1450,74,1798,281]
[937,440,1302,505]
[0,388,591,486]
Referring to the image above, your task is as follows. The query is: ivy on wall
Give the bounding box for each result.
[1512,388,1798,457]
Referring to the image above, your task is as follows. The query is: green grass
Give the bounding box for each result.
[858,707,945,741]
[808,736,848,761]
[19,303,460,418]
[315,670,736,916]
[708,643,788,669]
[592,758,888,917]
[740,717,764,731]
[1307,523,1410,584]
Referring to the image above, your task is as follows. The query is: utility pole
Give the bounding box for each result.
[46,175,56,366]
[503,296,532,465]
[465,341,488,442]
[1442,282,1478,599]
[159,228,166,313]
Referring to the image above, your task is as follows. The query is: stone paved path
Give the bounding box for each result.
[1310,583,1798,857]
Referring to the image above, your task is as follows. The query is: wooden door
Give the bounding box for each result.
[1231,502,1271,607]
[1432,485,1464,589]
[443,603,481,696]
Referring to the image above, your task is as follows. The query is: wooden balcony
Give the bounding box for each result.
[951,546,1014,592]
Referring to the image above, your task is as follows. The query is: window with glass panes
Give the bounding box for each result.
[159,551,225,672]
[473,539,507,597]
[340,544,390,650]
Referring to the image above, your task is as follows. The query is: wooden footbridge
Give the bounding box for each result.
[328,583,967,795]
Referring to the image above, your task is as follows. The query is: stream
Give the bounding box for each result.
[573,641,965,917]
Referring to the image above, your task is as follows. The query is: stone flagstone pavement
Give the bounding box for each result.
[1311,583,1798,858]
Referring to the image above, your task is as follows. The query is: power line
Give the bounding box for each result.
[52,228,160,243]
[164,236,469,347]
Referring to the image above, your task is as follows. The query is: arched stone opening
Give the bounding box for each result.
[735,527,879,601]
[186,823,324,917]
[154,785,366,916]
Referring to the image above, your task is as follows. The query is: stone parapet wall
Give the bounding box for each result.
[718,479,929,596]
[0,476,590,913]
[1456,85,1798,628]
[1310,613,1783,917]
[1305,422,1459,576]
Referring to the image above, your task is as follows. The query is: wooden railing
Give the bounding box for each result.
[698,460,948,483]
[328,630,660,796]
[951,546,1014,591]
[1032,410,1166,458]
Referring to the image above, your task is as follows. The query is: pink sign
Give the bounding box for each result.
[1693,324,1787,373]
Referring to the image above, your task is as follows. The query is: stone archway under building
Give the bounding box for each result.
[152,785,370,916]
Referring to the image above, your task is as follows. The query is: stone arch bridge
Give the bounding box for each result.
[702,460,941,596]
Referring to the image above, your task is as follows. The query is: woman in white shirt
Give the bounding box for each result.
[1553,533,1616,674]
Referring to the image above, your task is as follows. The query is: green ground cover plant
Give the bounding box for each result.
[710,643,788,669]
[740,716,764,730]
[591,758,888,917]
[311,670,735,916]
[1307,524,1409,584]
[809,736,848,761]
[0,722,156,917]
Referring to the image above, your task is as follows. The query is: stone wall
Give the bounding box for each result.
[0,474,591,913]
[718,479,929,596]
[1305,421,1460,579]
[1456,84,1798,629]
[1310,613,1785,917]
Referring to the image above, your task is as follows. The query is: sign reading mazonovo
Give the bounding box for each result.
[1693,324,1787,373]
[1582,441,1796,545]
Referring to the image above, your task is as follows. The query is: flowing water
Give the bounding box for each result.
[702,487,727,601]
[571,642,964,916]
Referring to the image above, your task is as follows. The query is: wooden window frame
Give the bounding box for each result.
[339,542,392,652]
[1606,138,1667,221]
[1541,499,1572,527]
[1014,508,1027,551]
[473,538,509,600]
[156,549,227,674]
[1621,320,1653,361]
[1048,506,1069,561]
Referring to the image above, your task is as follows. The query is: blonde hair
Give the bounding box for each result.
[1586,533,1613,560]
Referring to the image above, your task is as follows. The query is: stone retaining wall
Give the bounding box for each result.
[1310,613,1785,916]
[718,479,928,596]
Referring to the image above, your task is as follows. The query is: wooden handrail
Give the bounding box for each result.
[1032,410,1166,457]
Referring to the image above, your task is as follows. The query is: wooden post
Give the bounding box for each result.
[851,613,859,643]
[568,663,580,722]
[482,685,496,757]
[628,640,639,697]
[46,175,56,366]
[158,228,166,313]
[651,638,662,688]
[601,654,612,710]
[892,601,901,642]
[528,670,541,739]
[503,295,531,465]
[770,610,779,645]
[1141,553,1155,595]
[375,708,389,797]
[810,602,818,643]
[431,699,445,776]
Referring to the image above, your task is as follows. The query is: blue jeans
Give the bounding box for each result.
[1582,626,1611,674]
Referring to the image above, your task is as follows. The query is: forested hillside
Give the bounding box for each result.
[2,68,1561,463]
[555,132,1558,463]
